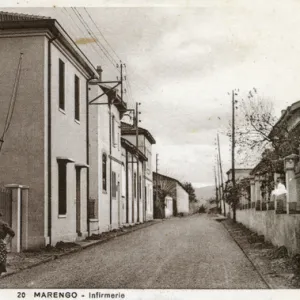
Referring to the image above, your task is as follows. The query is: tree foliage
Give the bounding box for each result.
[233,95,300,165]
[182,182,197,203]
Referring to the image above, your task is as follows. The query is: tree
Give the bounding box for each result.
[153,175,176,218]
[234,95,300,165]
[230,95,300,196]
[182,182,197,203]
[224,177,251,215]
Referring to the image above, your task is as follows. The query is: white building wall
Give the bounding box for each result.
[89,83,123,233]
[176,184,189,214]
[165,196,173,218]
[50,41,89,245]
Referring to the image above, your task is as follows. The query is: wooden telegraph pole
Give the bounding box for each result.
[217,133,226,217]
[214,166,219,210]
[232,90,237,222]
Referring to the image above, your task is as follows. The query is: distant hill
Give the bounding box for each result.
[195,186,215,205]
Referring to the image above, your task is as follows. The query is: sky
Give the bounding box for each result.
[2,1,300,188]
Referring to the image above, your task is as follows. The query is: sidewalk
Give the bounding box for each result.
[219,216,300,289]
[2,219,163,279]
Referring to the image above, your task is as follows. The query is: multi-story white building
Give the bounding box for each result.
[0,12,97,248]
[121,122,156,220]
[121,137,148,225]
[88,69,127,233]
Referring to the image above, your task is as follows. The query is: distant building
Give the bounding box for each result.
[226,168,252,182]
[121,122,156,221]
[153,172,189,218]
[121,137,148,225]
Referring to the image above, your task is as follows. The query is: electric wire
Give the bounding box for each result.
[62,8,106,64]
[72,7,118,72]
[83,7,121,63]
[0,53,23,153]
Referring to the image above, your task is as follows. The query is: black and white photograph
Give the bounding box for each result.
[0,1,299,299]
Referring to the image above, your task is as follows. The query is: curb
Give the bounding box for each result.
[221,220,272,289]
[1,219,163,280]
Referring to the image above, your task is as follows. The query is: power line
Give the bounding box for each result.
[72,7,118,71]
[62,8,106,63]
[66,8,136,110]
[83,7,121,63]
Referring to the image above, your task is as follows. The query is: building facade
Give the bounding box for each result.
[89,73,127,234]
[153,172,189,218]
[121,122,156,221]
[121,137,148,225]
[0,12,97,248]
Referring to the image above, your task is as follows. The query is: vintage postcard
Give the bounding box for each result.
[0,1,300,299]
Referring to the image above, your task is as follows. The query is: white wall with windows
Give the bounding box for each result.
[50,39,90,245]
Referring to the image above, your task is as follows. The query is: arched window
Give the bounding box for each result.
[102,153,107,191]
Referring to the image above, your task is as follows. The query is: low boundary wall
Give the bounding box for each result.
[237,209,300,255]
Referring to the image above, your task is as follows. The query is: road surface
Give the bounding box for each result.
[0,214,268,288]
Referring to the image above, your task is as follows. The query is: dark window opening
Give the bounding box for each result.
[145,186,147,211]
[134,173,137,198]
[102,154,107,191]
[139,176,142,199]
[112,171,117,198]
[59,59,65,110]
[112,115,116,146]
[58,162,67,215]
[74,75,80,121]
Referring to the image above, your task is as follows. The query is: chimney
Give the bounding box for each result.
[96,65,103,82]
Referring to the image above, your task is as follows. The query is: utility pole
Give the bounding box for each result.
[120,62,123,104]
[155,153,159,218]
[217,133,226,217]
[232,90,237,222]
[216,154,222,213]
[214,166,219,209]
[136,102,140,223]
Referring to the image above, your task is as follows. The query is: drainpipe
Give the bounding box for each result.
[47,35,57,246]
[86,77,94,236]
[131,154,134,223]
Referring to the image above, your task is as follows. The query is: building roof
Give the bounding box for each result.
[0,11,97,78]
[153,172,187,192]
[0,11,51,21]
[98,84,127,114]
[269,100,300,138]
[226,168,253,175]
[121,122,156,144]
[121,138,147,161]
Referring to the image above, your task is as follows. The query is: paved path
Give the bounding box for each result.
[0,215,268,289]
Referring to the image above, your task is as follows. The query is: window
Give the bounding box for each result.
[134,173,137,198]
[74,75,80,121]
[148,150,151,170]
[112,115,116,146]
[59,59,65,110]
[112,171,117,198]
[75,168,81,233]
[145,186,147,211]
[139,176,142,199]
[58,162,67,215]
[117,132,120,151]
[102,154,107,191]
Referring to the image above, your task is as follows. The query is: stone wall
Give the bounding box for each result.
[237,209,300,255]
